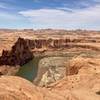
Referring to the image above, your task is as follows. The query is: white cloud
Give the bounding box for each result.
[19,4,100,29]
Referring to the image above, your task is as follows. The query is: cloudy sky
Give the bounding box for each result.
[0,0,100,30]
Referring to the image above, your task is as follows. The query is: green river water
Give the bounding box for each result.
[16,57,42,82]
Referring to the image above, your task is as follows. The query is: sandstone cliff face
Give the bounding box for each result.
[0,38,33,66]
[26,38,68,49]
[24,38,100,51]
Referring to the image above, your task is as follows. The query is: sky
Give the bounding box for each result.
[0,0,100,30]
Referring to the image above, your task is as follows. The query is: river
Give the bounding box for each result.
[16,57,42,82]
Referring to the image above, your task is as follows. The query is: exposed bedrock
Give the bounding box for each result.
[25,38,100,51]
[0,37,33,66]
[33,57,67,87]
[0,76,80,100]
[26,38,69,49]
[0,76,43,100]
[0,65,20,75]
[66,57,100,76]
[0,36,99,77]
[34,56,100,87]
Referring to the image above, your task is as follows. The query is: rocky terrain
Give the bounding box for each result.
[34,57,67,86]
[0,29,100,54]
[0,57,100,100]
[0,65,20,75]
[0,29,100,99]
[0,37,33,66]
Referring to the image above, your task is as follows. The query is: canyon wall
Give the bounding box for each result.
[0,38,33,66]
[26,38,100,51]
[26,38,69,49]
[0,37,99,66]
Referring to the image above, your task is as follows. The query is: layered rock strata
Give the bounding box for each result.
[0,38,33,66]
[25,38,100,51]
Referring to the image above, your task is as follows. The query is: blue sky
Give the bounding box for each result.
[0,0,100,30]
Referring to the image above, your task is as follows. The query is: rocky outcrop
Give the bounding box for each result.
[0,76,79,100]
[34,56,100,87]
[0,74,100,100]
[0,65,20,75]
[34,57,67,86]
[66,57,100,76]
[25,38,100,51]
[0,38,33,66]
[26,38,69,49]
[48,74,100,100]
[0,76,43,100]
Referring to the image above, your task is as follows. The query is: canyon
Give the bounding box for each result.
[0,29,100,100]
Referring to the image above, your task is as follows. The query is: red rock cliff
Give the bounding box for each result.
[0,37,33,66]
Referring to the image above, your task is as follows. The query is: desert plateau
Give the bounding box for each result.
[0,0,100,99]
[0,29,100,100]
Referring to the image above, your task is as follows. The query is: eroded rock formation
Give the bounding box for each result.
[66,57,100,75]
[0,70,100,100]
[26,38,68,49]
[0,76,76,100]
[0,37,33,66]
[24,38,100,51]
[34,57,67,86]
[0,76,43,100]
[0,65,20,75]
